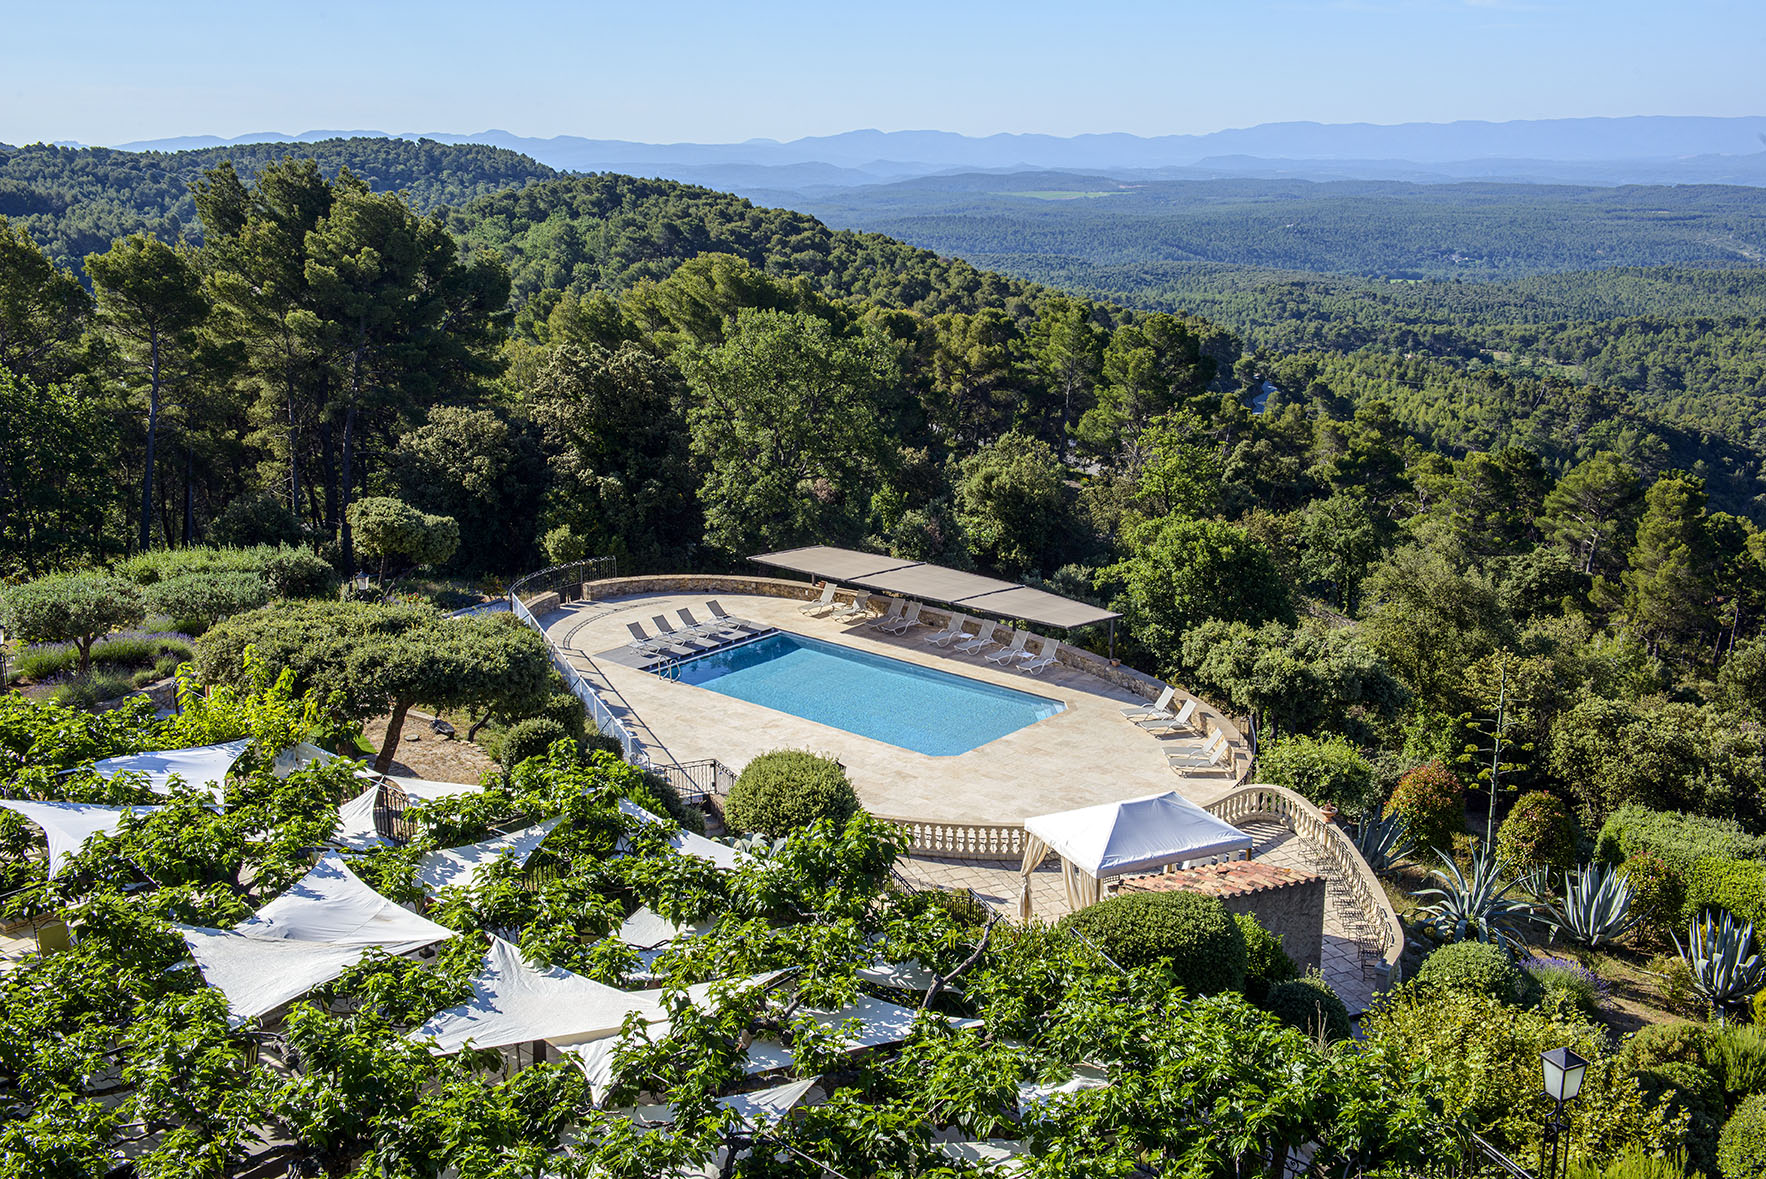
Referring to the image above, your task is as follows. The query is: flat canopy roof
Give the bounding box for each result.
[751,546,1121,630]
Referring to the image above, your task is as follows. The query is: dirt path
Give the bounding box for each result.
[361,710,499,784]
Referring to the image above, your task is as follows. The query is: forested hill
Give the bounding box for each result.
[0,137,557,272]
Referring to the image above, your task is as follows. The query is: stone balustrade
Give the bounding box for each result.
[886,819,1029,861]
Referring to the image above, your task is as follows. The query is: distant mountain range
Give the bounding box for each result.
[82,116,1766,191]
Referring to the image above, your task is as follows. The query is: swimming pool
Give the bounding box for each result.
[656,632,1064,756]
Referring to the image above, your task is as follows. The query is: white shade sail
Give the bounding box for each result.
[179,852,452,1022]
[384,774,484,803]
[272,741,347,779]
[329,785,388,851]
[618,906,713,950]
[415,817,562,894]
[413,936,666,1054]
[630,1077,819,1130]
[936,1140,1030,1172]
[88,739,251,802]
[1023,791,1252,879]
[0,799,162,878]
[616,799,740,871]
[742,995,982,1074]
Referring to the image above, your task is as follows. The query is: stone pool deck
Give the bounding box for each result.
[540,591,1234,825]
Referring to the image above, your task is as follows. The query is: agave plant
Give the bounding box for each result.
[1675,911,1766,1018]
[1351,812,1414,873]
[1543,863,1639,948]
[1413,846,1535,954]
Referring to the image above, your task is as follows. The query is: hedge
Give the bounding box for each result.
[1621,852,1686,944]
[1413,941,1528,1005]
[1682,856,1766,928]
[1238,913,1300,1005]
[500,718,568,768]
[725,750,861,838]
[1058,891,1247,996]
[1636,1061,1724,1178]
[1719,1093,1766,1179]
[1594,805,1766,874]
[1264,973,1352,1042]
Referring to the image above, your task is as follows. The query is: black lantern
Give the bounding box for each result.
[1540,1046,1590,1179]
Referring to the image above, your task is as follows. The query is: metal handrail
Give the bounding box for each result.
[508,591,650,770]
[509,556,619,610]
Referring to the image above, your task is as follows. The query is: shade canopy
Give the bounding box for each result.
[741,995,982,1074]
[88,739,251,802]
[616,799,741,871]
[1023,791,1251,879]
[384,774,484,803]
[413,936,664,1054]
[0,799,162,878]
[415,818,561,894]
[751,546,1121,630]
[179,852,452,1022]
[272,741,346,779]
[329,785,388,851]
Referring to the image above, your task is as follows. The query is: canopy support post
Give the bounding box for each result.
[1108,619,1116,661]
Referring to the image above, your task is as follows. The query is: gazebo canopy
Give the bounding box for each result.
[1018,792,1253,918]
[751,546,1120,631]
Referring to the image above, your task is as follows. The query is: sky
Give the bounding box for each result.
[5,0,1763,146]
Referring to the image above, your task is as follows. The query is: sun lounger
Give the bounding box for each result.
[626,621,669,654]
[985,630,1032,665]
[1138,698,1199,734]
[1168,731,1231,771]
[954,621,998,655]
[880,601,922,635]
[677,607,744,641]
[800,584,838,615]
[828,592,871,621]
[652,615,712,652]
[1019,639,1060,674]
[1120,686,1177,721]
[870,599,908,630]
[706,601,763,633]
[925,614,968,647]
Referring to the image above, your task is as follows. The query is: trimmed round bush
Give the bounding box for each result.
[1718,1093,1766,1179]
[500,717,568,768]
[262,547,339,599]
[208,493,305,548]
[1265,973,1352,1042]
[1414,941,1527,1005]
[144,571,272,634]
[536,691,589,746]
[1495,790,1577,876]
[1238,912,1300,1004]
[1622,852,1687,943]
[1383,761,1464,855]
[1058,891,1247,996]
[1621,1021,1710,1072]
[1638,1062,1724,1178]
[725,750,861,838]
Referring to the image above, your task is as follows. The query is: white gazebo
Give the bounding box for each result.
[1017,791,1253,918]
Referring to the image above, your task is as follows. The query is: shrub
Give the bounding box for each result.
[208,492,304,548]
[1683,857,1766,927]
[1265,972,1352,1041]
[1566,1148,1695,1179]
[1525,954,1609,1017]
[262,547,339,599]
[1621,1022,1710,1073]
[1384,761,1465,855]
[1712,1025,1766,1100]
[500,718,568,769]
[51,672,134,708]
[1636,1062,1723,1178]
[1237,912,1300,1004]
[12,644,77,681]
[1414,940,1528,1004]
[1258,733,1380,817]
[1648,953,1700,1016]
[1719,1094,1766,1179]
[1624,853,1687,944]
[1595,806,1766,875]
[1757,988,1766,1028]
[1,573,146,676]
[1057,891,1248,996]
[725,750,862,838]
[1495,790,1577,876]
[144,571,272,633]
[535,691,588,747]
[633,768,708,836]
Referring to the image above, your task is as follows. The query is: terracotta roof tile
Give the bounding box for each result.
[1117,859,1321,900]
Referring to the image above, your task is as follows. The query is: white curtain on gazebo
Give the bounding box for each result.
[0,800,162,878]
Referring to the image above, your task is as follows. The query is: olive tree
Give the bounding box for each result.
[345,496,460,586]
[1,572,146,675]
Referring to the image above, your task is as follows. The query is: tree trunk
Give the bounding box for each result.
[182,446,195,546]
[77,635,94,677]
[319,419,339,542]
[287,390,301,517]
[139,330,162,552]
[374,698,413,773]
[338,324,367,575]
[467,708,493,743]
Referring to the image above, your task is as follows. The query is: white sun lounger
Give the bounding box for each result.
[1139,698,1199,734]
[626,622,677,657]
[870,599,908,630]
[652,615,712,652]
[984,630,1032,665]
[925,615,968,647]
[880,601,921,635]
[1121,686,1177,721]
[828,592,870,620]
[1019,639,1060,674]
[953,621,998,655]
[1168,731,1231,771]
[800,584,838,614]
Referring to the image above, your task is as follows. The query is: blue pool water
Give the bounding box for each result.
[657,632,1063,756]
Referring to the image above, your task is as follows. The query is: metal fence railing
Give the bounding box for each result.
[508,591,649,770]
[650,758,737,807]
[508,556,619,611]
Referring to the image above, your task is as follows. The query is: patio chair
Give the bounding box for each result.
[984,630,1032,665]
[1120,686,1177,721]
[869,599,908,631]
[925,614,968,647]
[1138,697,1199,735]
[828,592,871,621]
[799,583,839,614]
[626,621,668,654]
[1168,731,1231,772]
[953,620,998,655]
[880,601,922,635]
[706,600,763,633]
[1019,639,1061,674]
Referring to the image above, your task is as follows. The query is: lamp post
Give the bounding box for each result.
[1540,1046,1589,1179]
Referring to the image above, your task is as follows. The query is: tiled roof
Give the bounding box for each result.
[1116,859,1322,900]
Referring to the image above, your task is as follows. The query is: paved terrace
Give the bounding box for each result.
[539,589,1237,825]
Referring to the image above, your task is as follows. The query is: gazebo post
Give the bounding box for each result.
[1108,619,1116,661]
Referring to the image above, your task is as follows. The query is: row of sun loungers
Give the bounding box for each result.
[1118,685,1235,773]
[625,601,770,664]
[804,585,1063,675]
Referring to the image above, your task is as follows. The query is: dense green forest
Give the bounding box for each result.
[0,138,557,274]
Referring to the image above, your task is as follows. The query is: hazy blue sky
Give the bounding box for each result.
[6,0,1762,145]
